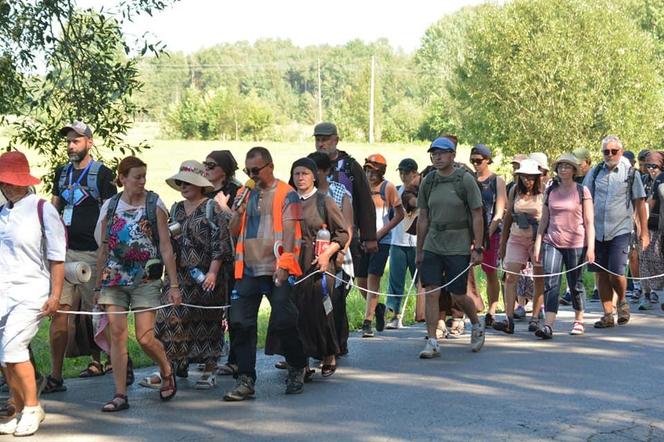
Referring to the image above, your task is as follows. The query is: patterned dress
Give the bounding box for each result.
[155,199,233,371]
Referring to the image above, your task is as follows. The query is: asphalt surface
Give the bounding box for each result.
[13,301,664,441]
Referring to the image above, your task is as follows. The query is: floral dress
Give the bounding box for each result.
[155,199,233,371]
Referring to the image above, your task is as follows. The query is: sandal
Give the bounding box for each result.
[103,359,113,374]
[41,375,67,394]
[274,360,288,370]
[175,364,189,379]
[321,364,337,377]
[159,372,177,401]
[0,401,16,419]
[79,361,105,378]
[304,368,315,383]
[217,363,238,376]
[138,372,162,389]
[101,393,129,412]
[195,372,217,390]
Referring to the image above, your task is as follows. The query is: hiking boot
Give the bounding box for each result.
[223,374,255,401]
[375,303,386,332]
[435,319,448,340]
[419,338,440,359]
[535,324,553,340]
[514,305,526,319]
[285,367,305,395]
[484,313,494,328]
[361,320,374,338]
[593,314,615,329]
[493,317,515,334]
[385,317,402,330]
[617,300,630,325]
[449,318,465,337]
[470,325,485,352]
[559,290,572,306]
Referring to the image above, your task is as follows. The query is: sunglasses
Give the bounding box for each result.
[470,158,485,165]
[521,174,539,180]
[174,179,192,187]
[602,149,619,156]
[243,162,271,176]
[203,161,219,171]
[646,163,661,170]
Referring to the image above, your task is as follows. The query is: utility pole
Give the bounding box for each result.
[369,55,375,144]
[317,57,323,123]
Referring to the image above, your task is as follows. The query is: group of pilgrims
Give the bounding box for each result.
[0,120,662,436]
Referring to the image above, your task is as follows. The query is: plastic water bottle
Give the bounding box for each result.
[189,267,206,285]
[315,223,331,257]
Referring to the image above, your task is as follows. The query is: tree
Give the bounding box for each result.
[1,1,177,186]
[441,0,664,158]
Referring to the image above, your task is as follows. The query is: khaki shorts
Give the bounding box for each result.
[98,280,163,310]
[61,249,98,308]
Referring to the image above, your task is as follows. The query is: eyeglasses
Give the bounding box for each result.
[602,149,619,156]
[203,161,219,171]
[557,163,574,170]
[646,163,661,170]
[470,158,485,165]
[243,162,271,176]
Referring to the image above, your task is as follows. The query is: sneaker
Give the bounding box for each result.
[470,325,485,352]
[629,288,642,303]
[514,305,526,319]
[448,318,465,337]
[493,317,515,334]
[528,318,539,332]
[484,313,494,328]
[223,374,255,401]
[593,313,615,328]
[361,320,374,338]
[385,317,402,330]
[419,338,441,359]
[559,290,572,306]
[617,300,630,325]
[0,417,17,435]
[650,292,659,304]
[13,405,45,437]
[638,299,653,310]
[535,324,553,340]
[285,367,305,395]
[569,321,584,335]
[374,303,386,332]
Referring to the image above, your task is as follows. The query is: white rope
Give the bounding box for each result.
[56,302,230,316]
[591,262,664,280]
[482,261,588,278]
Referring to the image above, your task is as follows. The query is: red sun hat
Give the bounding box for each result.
[0,151,41,186]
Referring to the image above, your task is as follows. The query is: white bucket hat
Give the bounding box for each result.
[514,159,542,175]
[528,152,549,171]
[166,160,215,192]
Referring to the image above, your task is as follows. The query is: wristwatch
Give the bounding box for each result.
[474,246,485,254]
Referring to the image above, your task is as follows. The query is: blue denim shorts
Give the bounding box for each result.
[589,233,630,275]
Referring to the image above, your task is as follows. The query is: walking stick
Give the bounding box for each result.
[399,268,419,322]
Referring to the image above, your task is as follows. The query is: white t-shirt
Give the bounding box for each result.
[94,194,168,246]
[0,193,67,300]
[390,186,416,248]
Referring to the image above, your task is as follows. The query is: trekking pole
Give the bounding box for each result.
[399,268,419,323]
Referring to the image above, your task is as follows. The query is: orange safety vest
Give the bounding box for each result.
[234,180,302,279]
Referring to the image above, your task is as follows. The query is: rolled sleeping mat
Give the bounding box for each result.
[64,261,92,284]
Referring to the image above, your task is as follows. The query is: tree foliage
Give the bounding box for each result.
[1,0,177,186]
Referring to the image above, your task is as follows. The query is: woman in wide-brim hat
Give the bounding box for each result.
[533,153,595,338]
[149,161,233,390]
[0,151,66,436]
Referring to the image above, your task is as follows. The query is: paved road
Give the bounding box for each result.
[16,303,664,441]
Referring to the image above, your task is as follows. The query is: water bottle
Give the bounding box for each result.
[189,267,206,285]
[315,223,331,257]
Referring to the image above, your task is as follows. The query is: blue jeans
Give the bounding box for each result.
[386,245,417,313]
[542,243,586,314]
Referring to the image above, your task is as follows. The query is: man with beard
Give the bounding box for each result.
[45,121,117,393]
[583,136,648,328]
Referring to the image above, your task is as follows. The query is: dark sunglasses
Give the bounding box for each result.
[470,158,485,165]
[203,161,219,171]
[174,179,191,187]
[602,149,619,156]
[243,162,271,176]
[646,163,661,170]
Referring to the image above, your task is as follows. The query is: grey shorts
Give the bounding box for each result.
[98,280,163,310]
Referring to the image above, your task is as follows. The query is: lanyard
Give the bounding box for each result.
[67,160,94,188]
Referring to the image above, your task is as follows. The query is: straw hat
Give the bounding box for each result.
[552,153,580,173]
[514,159,542,175]
[166,160,214,192]
[0,151,41,186]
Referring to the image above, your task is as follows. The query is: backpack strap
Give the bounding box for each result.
[626,166,636,208]
[86,160,103,205]
[315,192,327,224]
[104,192,123,241]
[145,191,160,249]
[205,198,219,231]
[57,165,70,197]
[589,164,603,198]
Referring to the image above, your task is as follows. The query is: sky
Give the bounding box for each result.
[116,0,492,54]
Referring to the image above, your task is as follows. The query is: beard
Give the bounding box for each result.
[68,148,89,163]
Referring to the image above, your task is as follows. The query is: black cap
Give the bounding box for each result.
[396,158,418,172]
[313,122,338,136]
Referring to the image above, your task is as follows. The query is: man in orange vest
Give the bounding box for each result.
[223,147,307,401]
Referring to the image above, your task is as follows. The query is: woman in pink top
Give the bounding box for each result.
[533,154,595,338]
